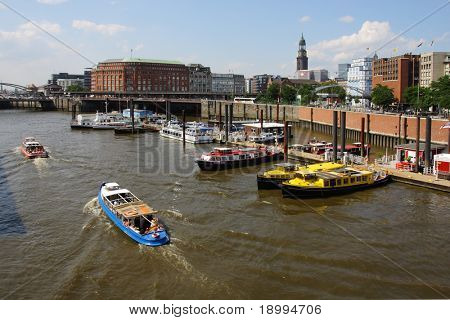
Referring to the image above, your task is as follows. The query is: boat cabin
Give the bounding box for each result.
[394,143,446,167]
[274,163,297,172]
[291,168,373,188]
[122,109,153,119]
[102,183,158,235]
[212,147,233,155]
[243,122,286,136]
[23,137,44,153]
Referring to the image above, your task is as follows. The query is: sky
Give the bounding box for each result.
[0,0,449,86]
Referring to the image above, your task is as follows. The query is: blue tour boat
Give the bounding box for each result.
[98,182,169,246]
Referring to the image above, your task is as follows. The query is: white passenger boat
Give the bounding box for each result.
[160,123,214,144]
[71,111,129,129]
[248,132,276,143]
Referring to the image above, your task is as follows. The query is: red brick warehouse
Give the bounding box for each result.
[91,58,189,93]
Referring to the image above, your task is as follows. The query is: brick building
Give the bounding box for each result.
[372,54,420,103]
[250,74,272,94]
[91,58,189,93]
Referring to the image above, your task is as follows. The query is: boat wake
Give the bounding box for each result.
[164,209,184,220]
[33,157,50,176]
[82,197,102,217]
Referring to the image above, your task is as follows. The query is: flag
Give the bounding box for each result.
[430,40,434,46]
[417,42,423,47]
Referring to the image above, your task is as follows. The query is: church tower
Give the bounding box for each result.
[297,33,308,71]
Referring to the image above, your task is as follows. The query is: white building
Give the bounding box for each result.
[57,78,84,91]
[347,57,373,106]
[296,69,329,82]
[420,52,450,87]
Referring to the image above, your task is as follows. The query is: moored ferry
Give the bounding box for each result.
[195,146,282,170]
[257,162,344,189]
[160,123,214,144]
[98,182,170,246]
[20,137,49,159]
[71,112,129,129]
[281,167,391,198]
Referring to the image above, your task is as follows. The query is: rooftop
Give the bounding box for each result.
[243,122,285,129]
[395,143,446,151]
[99,57,184,65]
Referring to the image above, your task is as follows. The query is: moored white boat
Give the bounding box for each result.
[160,123,214,144]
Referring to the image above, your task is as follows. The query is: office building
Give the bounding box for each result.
[420,52,450,87]
[372,54,419,102]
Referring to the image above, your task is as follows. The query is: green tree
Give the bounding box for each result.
[265,83,280,103]
[430,75,450,110]
[67,84,85,92]
[371,84,394,109]
[280,85,297,104]
[296,84,317,105]
[403,86,434,112]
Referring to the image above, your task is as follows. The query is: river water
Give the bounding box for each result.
[0,109,449,299]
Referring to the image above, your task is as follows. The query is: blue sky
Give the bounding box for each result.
[0,0,449,85]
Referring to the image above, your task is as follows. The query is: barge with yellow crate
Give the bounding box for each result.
[281,167,391,198]
[257,162,344,190]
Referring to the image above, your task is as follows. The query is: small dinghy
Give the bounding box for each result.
[98,182,170,246]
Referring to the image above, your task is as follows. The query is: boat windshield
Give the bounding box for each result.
[107,192,139,206]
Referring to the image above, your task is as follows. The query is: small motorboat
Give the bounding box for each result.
[281,167,391,198]
[98,182,170,246]
[20,137,49,159]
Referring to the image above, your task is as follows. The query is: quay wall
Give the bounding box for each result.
[202,100,450,147]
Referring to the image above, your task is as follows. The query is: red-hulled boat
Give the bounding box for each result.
[195,146,282,171]
[20,137,49,159]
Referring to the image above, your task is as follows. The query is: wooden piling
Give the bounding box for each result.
[260,109,264,131]
[284,121,288,162]
[229,103,233,132]
[425,116,431,168]
[218,103,222,131]
[130,99,135,134]
[415,116,420,173]
[276,102,279,122]
[360,117,365,157]
[340,111,346,159]
[332,111,338,162]
[182,109,186,146]
[225,104,229,142]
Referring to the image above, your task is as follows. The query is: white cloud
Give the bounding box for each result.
[0,3,6,10]
[72,20,130,36]
[0,21,61,42]
[37,0,68,4]
[299,16,311,23]
[339,15,354,23]
[308,20,422,74]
